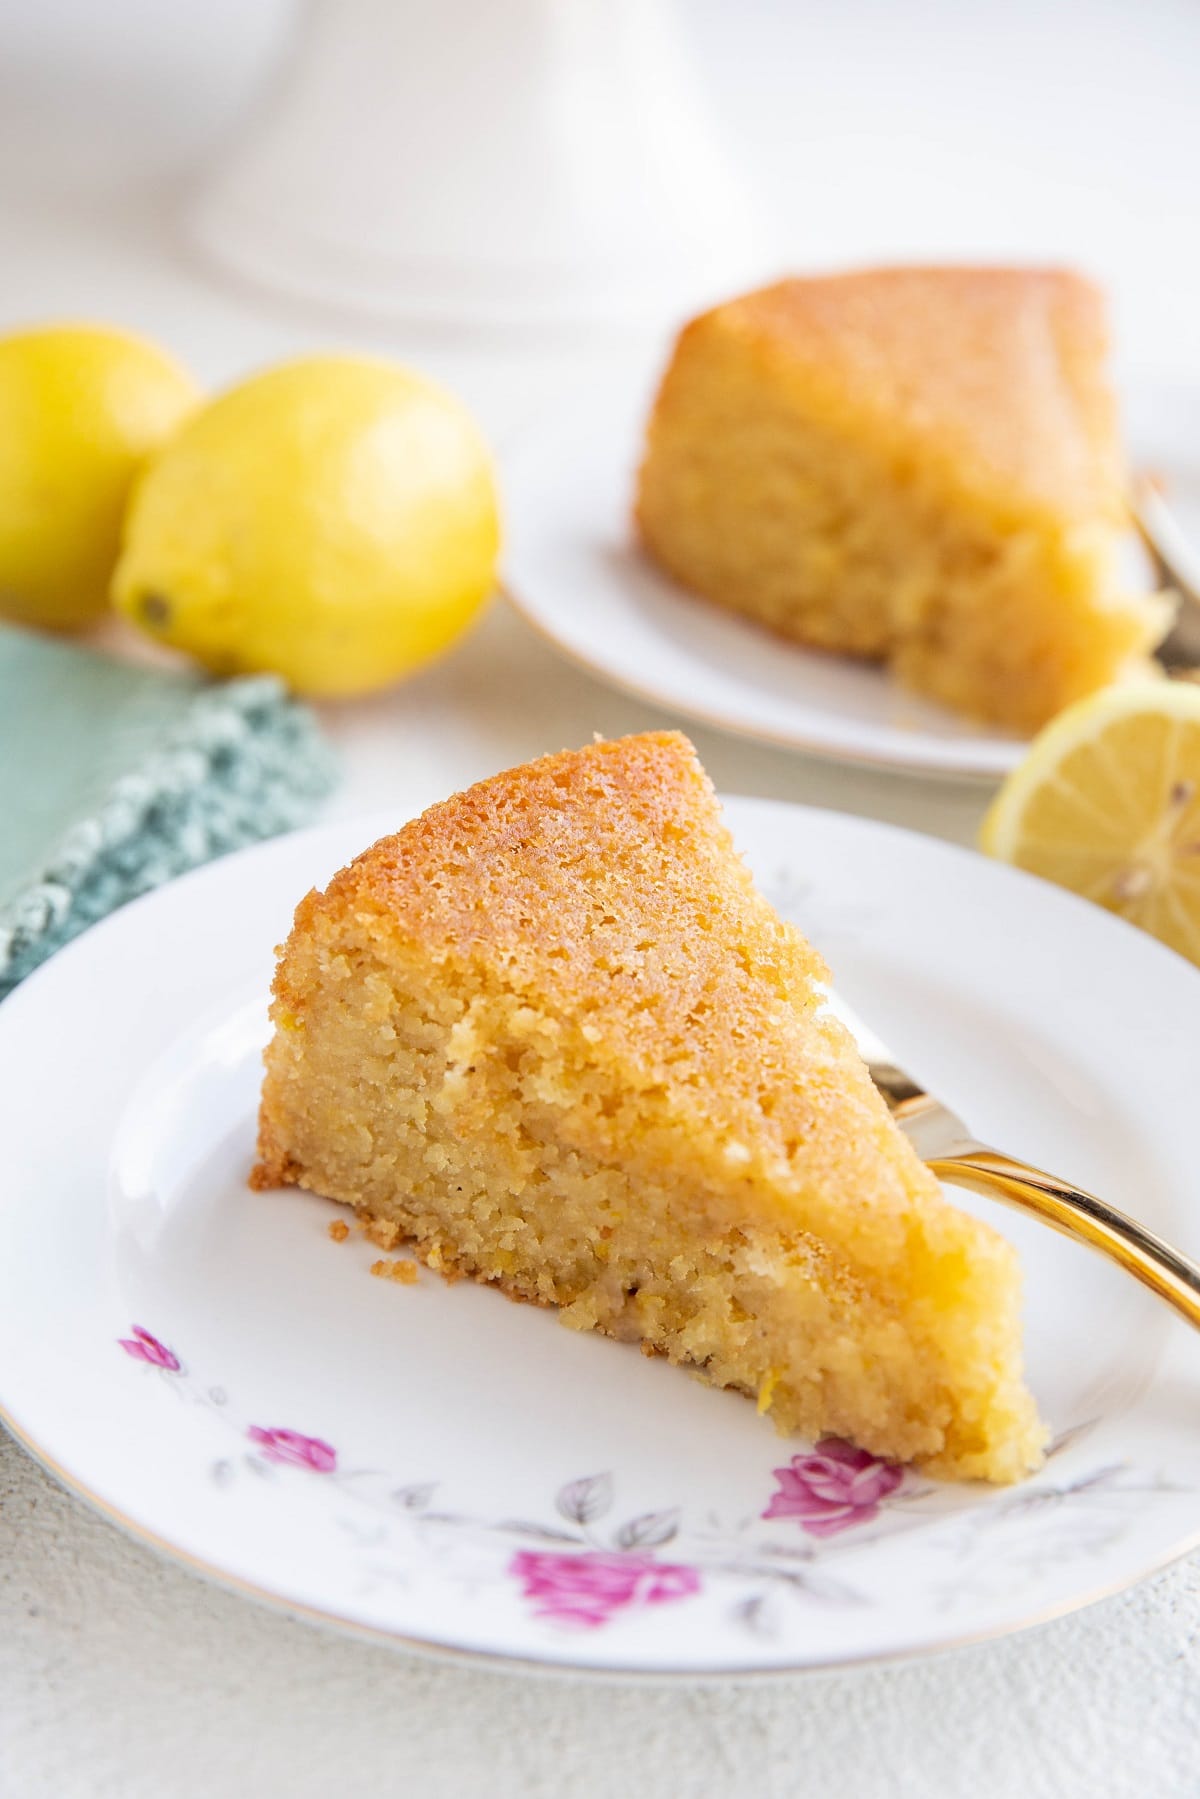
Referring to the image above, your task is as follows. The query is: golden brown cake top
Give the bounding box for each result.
[306,731,824,1003]
[686,267,1124,526]
[290,733,837,1127]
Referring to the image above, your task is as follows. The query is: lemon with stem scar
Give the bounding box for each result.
[113,355,501,696]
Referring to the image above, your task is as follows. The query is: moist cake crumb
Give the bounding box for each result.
[252,731,1045,1482]
[635,269,1167,731]
[370,1257,418,1284]
[327,1219,350,1243]
[361,1217,402,1251]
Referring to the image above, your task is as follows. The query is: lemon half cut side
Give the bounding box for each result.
[981,680,1200,968]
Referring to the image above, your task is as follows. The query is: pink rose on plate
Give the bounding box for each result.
[246,1426,337,1474]
[510,1550,701,1630]
[117,1326,181,1373]
[763,1438,902,1537]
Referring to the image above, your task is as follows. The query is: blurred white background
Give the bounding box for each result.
[1,0,1198,390]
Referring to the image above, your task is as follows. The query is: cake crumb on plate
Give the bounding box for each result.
[370,1257,418,1285]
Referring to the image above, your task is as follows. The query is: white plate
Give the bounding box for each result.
[503,386,1161,781]
[2,802,1199,1677]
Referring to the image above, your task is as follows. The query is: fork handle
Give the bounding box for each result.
[929,1148,1200,1331]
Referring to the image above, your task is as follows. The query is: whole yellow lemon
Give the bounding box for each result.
[113,355,501,696]
[0,323,199,630]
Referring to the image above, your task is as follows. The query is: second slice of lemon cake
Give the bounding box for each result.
[636,268,1167,732]
[253,732,1044,1481]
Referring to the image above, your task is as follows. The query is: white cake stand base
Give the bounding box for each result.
[187,0,772,332]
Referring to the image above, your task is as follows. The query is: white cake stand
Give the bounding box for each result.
[188,0,772,331]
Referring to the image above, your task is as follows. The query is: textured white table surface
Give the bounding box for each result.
[4,4,1200,1793]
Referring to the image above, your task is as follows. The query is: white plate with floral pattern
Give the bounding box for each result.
[2,799,1199,1677]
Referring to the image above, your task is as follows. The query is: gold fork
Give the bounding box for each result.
[825,989,1200,1330]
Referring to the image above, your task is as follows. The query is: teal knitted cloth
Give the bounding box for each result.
[0,626,337,995]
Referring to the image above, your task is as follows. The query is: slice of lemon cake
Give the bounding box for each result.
[252,732,1043,1481]
[635,268,1167,732]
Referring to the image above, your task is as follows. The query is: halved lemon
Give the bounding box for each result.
[981,681,1200,967]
